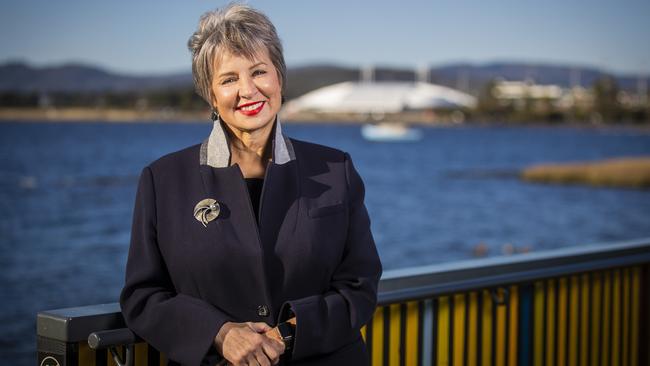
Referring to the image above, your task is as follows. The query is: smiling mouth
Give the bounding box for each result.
[237,101,265,111]
[236,101,265,116]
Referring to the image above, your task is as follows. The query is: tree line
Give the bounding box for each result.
[1,76,648,123]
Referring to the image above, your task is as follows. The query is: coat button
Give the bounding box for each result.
[257,305,269,317]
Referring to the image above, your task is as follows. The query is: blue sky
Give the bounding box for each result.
[1,0,649,75]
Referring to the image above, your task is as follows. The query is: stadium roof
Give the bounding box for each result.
[284,81,477,114]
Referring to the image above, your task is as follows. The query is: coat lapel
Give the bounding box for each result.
[198,164,260,251]
[195,163,273,314]
[257,158,300,296]
[197,116,299,259]
[196,116,300,312]
[259,160,300,249]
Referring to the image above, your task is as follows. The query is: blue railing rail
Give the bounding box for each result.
[36,238,650,366]
[377,237,650,304]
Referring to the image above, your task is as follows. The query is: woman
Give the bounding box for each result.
[119,4,382,366]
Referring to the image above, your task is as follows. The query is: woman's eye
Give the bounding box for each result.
[221,77,236,85]
[253,69,267,76]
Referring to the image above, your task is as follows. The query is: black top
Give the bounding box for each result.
[245,178,264,222]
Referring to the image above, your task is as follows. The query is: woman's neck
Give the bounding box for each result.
[224,121,274,177]
[230,129,270,157]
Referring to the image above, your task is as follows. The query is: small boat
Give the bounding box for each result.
[361,122,422,142]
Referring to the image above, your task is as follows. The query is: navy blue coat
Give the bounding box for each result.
[119,120,382,365]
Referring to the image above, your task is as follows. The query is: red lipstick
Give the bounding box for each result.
[236,101,265,116]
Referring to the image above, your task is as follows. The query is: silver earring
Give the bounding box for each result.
[210,110,219,121]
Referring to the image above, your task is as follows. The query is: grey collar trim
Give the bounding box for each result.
[199,116,295,168]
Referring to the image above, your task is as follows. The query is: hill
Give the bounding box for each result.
[0,61,191,93]
[1,61,646,99]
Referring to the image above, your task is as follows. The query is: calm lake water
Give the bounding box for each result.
[1,121,649,363]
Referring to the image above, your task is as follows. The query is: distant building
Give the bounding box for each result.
[492,80,563,101]
[556,86,594,110]
[282,81,477,121]
[492,79,594,112]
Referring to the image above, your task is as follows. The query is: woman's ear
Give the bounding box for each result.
[210,92,218,111]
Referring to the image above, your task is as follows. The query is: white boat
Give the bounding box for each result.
[361,122,422,142]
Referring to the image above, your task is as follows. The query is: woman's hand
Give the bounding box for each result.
[264,317,296,346]
[215,321,285,366]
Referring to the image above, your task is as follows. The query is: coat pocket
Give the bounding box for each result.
[308,202,346,218]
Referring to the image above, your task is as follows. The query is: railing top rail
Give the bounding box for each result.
[38,303,124,343]
[37,238,650,341]
[378,237,650,304]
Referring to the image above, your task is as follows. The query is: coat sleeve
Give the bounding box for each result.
[119,167,231,366]
[278,152,383,360]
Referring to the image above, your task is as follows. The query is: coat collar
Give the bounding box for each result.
[195,116,301,305]
[199,116,295,168]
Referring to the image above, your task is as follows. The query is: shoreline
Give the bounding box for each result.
[0,107,209,123]
[1,107,649,131]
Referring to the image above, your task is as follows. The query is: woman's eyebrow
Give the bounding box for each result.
[217,71,237,78]
[217,62,267,78]
[249,62,266,69]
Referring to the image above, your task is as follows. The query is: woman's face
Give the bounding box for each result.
[211,49,282,134]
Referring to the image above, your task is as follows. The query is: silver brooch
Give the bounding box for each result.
[193,198,220,227]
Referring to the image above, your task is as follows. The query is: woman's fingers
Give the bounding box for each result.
[252,347,271,366]
[260,338,283,365]
[263,327,286,354]
[248,321,272,333]
[221,323,280,366]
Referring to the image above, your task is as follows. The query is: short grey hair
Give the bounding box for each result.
[187,3,286,106]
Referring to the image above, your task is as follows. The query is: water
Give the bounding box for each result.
[1,121,649,363]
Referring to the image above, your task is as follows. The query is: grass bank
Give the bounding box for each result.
[521,157,650,189]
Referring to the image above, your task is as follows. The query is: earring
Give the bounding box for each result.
[210,109,219,121]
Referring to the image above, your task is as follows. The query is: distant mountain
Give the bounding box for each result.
[429,62,644,92]
[0,62,192,93]
[0,61,646,97]
[285,65,359,100]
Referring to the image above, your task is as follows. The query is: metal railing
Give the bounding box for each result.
[36,238,650,366]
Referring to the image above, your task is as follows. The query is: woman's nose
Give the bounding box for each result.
[239,77,258,99]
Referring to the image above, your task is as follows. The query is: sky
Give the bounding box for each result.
[1,0,649,76]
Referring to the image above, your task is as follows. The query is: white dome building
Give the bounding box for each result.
[283,81,477,116]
